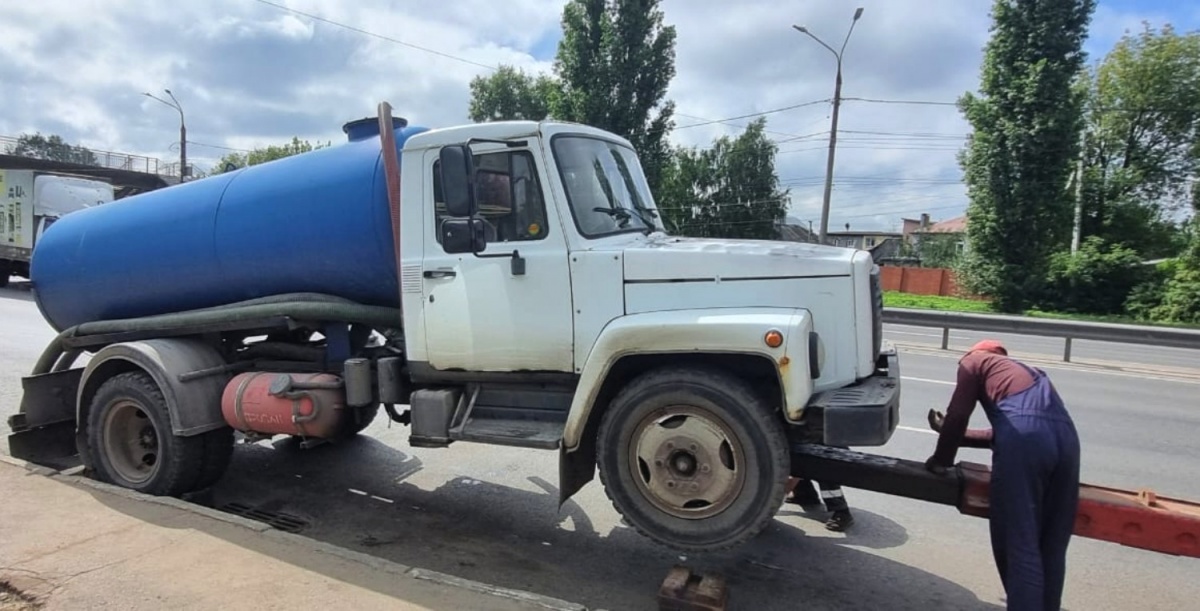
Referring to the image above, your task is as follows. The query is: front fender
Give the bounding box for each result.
[561,307,815,452]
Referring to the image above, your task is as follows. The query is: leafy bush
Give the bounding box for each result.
[1041,237,1146,315]
[1150,262,1200,324]
[1124,258,1177,320]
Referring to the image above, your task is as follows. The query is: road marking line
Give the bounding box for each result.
[898,425,936,435]
[901,375,955,386]
[887,330,941,337]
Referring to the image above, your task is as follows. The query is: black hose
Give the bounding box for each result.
[384,402,411,425]
[238,342,325,362]
[31,293,402,375]
[52,349,83,372]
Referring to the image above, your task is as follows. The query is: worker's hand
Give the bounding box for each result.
[924,456,949,476]
[927,409,945,432]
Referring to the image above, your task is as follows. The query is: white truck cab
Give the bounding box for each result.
[397,121,898,550]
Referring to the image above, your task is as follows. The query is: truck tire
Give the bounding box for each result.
[87,371,231,496]
[596,366,790,552]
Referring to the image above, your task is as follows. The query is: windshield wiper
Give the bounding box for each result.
[628,204,657,234]
[594,205,656,234]
[593,206,633,228]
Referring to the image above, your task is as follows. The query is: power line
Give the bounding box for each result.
[844,95,1200,114]
[252,0,824,140]
[250,0,498,70]
[675,99,832,129]
[188,141,253,153]
[839,129,968,138]
[676,113,818,142]
[842,97,958,107]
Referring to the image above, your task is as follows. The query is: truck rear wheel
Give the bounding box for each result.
[87,371,232,496]
[596,367,790,552]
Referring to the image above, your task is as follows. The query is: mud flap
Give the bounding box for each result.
[6,368,83,469]
[558,442,596,507]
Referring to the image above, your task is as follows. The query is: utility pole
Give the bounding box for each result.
[793,7,864,245]
[144,89,187,181]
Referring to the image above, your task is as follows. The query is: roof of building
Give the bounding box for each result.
[921,216,967,233]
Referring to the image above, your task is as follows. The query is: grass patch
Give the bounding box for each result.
[882,292,994,313]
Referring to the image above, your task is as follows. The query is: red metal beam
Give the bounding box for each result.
[959,462,1200,558]
[791,445,1200,559]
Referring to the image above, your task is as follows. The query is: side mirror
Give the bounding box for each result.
[439,145,477,217]
[440,218,487,254]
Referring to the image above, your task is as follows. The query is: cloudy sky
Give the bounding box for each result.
[2,0,1197,231]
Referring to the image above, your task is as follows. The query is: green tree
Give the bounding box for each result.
[553,0,677,192]
[466,0,677,192]
[1042,236,1146,314]
[8,132,98,166]
[1075,24,1200,259]
[210,137,330,174]
[956,0,1097,312]
[468,66,559,122]
[658,118,789,240]
[917,233,965,269]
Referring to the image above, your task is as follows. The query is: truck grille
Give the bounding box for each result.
[870,266,883,360]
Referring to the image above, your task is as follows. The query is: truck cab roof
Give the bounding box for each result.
[403,120,635,152]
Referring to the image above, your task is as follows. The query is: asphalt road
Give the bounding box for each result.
[2,284,1199,610]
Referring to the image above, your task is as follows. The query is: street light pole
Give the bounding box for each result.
[794,7,864,245]
[143,89,186,181]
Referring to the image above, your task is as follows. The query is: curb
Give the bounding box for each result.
[5,458,590,611]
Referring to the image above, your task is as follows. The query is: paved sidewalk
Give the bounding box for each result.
[0,458,587,611]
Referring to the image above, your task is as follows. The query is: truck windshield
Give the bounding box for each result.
[551,135,660,238]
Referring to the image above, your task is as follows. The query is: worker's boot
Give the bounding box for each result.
[785,480,822,510]
[825,509,854,532]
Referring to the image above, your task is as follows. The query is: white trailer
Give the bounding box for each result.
[0,169,114,286]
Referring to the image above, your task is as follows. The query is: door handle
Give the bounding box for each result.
[423,269,456,279]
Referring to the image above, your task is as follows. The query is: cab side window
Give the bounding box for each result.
[432,150,549,248]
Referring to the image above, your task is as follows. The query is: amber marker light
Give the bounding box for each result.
[764,330,784,348]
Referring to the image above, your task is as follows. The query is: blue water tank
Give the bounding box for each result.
[30,119,430,332]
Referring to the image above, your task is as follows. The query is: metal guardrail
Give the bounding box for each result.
[0,134,175,177]
[883,308,1200,361]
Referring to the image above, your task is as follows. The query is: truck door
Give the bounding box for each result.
[420,145,575,373]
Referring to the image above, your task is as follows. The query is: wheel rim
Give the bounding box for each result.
[628,405,747,520]
[101,399,161,484]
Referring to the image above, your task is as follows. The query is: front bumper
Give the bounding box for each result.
[806,342,900,446]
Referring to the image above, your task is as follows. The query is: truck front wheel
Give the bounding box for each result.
[596,367,790,552]
[87,371,232,496]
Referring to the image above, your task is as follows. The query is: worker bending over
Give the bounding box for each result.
[925,340,1081,611]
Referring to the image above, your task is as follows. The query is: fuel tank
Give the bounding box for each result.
[29,117,429,332]
[221,371,348,438]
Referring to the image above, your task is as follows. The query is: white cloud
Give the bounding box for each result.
[0,0,1192,230]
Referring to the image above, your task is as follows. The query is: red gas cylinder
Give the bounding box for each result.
[221,372,347,438]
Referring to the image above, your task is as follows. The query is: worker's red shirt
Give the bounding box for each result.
[931,350,1037,465]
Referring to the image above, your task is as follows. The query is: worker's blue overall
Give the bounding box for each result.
[985,363,1081,611]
